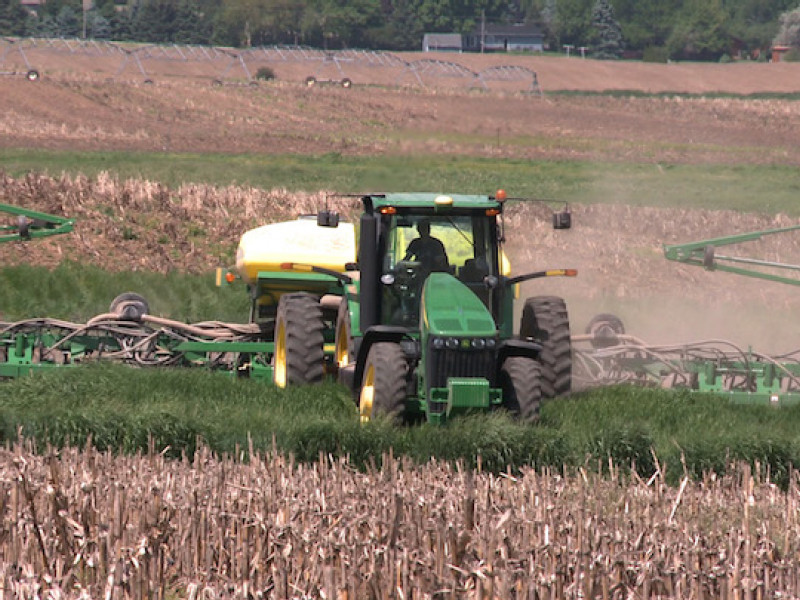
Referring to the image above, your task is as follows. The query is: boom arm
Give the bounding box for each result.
[1,203,75,243]
[663,224,800,287]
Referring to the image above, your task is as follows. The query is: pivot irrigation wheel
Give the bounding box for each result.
[305,76,317,87]
[359,342,407,423]
[341,78,352,88]
[520,296,572,398]
[109,292,150,320]
[26,70,40,81]
[273,293,324,388]
[498,356,543,423]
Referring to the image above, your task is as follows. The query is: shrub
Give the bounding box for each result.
[784,48,800,62]
[255,66,276,81]
[642,46,669,63]
[719,53,732,63]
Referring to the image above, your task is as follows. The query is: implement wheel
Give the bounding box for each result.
[273,293,324,388]
[359,342,407,423]
[498,357,542,423]
[520,296,571,399]
[109,292,150,320]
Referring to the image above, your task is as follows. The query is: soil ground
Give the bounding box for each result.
[2,51,800,353]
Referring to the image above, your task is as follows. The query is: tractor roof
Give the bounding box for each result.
[367,193,502,211]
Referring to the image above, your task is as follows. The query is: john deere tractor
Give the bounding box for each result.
[317,192,575,424]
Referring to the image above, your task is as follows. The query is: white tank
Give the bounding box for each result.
[235,216,356,284]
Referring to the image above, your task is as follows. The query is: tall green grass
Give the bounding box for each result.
[3,365,799,486]
[2,149,798,214]
[0,263,248,321]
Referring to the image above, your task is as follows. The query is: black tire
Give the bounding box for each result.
[305,76,316,87]
[520,296,572,398]
[273,293,324,388]
[26,70,39,81]
[498,357,542,423]
[109,292,150,320]
[359,342,407,423]
[585,313,625,349]
[341,78,352,88]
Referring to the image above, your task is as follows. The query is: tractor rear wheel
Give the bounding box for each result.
[520,296,571,398]
[273,293,324,388]
[498,356,542,423]
[359,342,407,423]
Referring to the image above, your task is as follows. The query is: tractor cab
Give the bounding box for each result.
[379,210,505,328]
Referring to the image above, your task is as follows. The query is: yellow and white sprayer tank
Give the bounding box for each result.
[235,216,356,284]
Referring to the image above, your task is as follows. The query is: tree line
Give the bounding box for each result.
[0,0,798,61]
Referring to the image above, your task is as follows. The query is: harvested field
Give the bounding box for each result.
[0,53,798,165]
[2,441,799,599]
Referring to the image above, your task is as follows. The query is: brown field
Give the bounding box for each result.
[3,50,800,598]
[3,441,800,599]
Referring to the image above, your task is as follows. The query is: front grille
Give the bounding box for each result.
[426,342,495,389]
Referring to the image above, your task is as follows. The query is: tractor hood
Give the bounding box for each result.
[420,273,496,337]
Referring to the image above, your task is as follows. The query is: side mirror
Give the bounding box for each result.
[317,210,340,228]
[553,210,571,230]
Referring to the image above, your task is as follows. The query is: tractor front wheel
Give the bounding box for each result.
[498,356,543,423]
[520,296,571,398]
[359,342,407,423]
[273,293,324,388]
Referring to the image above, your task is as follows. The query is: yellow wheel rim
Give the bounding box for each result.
[359,364,375,423]
[335,321,349,368]
[274,320,287,388]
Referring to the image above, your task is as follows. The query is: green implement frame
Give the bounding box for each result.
[1,203,75,243]
[574,224,800,406]
[663,224,800,287]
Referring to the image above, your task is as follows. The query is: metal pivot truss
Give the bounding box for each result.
[1,37,544,94]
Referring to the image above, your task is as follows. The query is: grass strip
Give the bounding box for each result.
[3,365,800,486]
[1,149,798,214]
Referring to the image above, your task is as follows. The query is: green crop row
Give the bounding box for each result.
[0,263,248,322]
[2,364,799,487]
[2,148,798,214]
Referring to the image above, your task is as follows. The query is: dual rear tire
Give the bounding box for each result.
[273,293,325,388]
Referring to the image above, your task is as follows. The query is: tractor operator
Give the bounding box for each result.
[404,218,449,273]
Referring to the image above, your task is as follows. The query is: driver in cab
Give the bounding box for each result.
[404,218,449,273]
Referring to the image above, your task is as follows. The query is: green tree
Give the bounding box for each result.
[56,4,81,36]
[556,0,592,49]
[613,0,680,51]
[667,0,729,60]
[0,0,31,35]
[774,5,800,47]
[301,0,382,48]
[590,0,623,58]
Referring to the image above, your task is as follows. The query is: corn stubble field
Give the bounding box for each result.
[3,441,800,600]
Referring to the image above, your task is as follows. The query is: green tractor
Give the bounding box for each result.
[272,192,575,424]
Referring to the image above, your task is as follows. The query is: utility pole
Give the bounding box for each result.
[481,10,485,54]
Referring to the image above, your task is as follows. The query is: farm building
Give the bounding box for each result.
[422,34,463,53]
[464,23,544,52]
